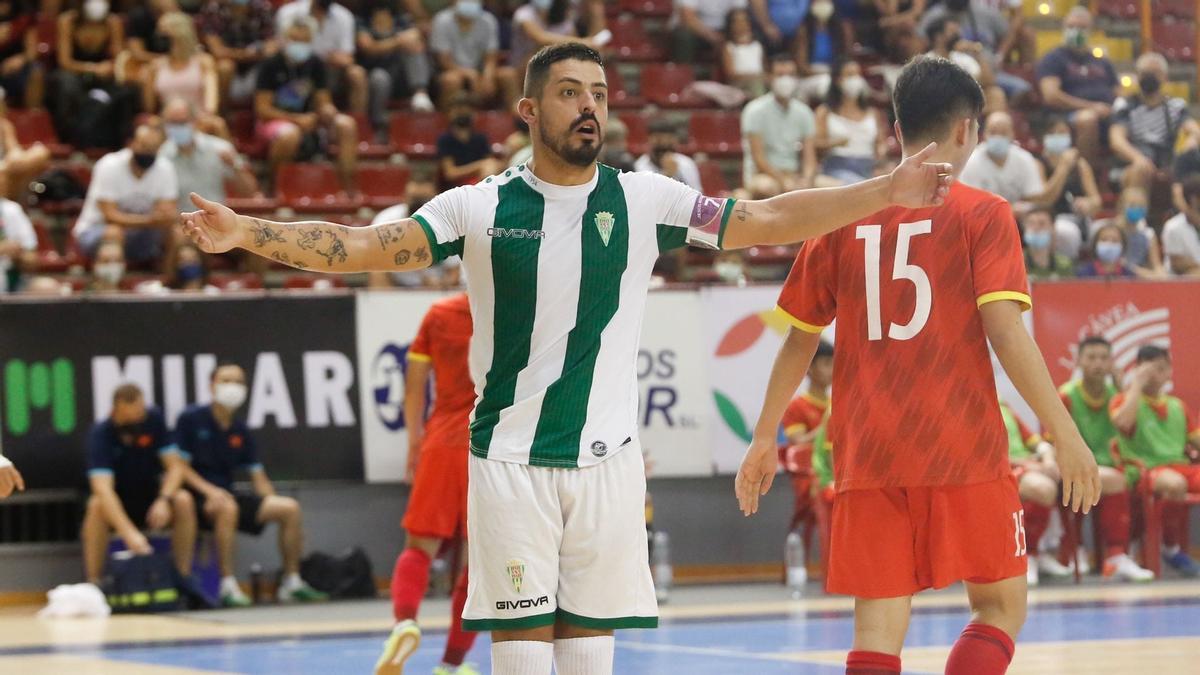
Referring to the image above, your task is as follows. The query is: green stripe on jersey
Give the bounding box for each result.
[470,179,546,457]
[412,214,464,262]
[528,165,629,466]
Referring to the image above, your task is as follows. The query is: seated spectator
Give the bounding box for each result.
[122,0,178,83]
[1110,52,1199,192]
[960,111,1043,214]
[89,240,126,292]
[722,8,765,98]
[80,383,196,585]
[357,1,434,141]
[1035,7,1117,165]
[634,117,702,191]
[1091,185,1162,276]
[430,0,517,109]
[255,15,359,189]
[159,97,257,214]
[510,0,607,75]
[1038,118,1101,254]
[199,0,277,110]
[277,0,368,115]
[1077,223,1135,279]
[1110,345,1200,577]
[22,275,67,296]
[741,55,818,197]
[0,165,35,293]
[0,1,43,108]
[1021,207,1075,280]
[143,12,229,140]
[925,16,1004,113]
[794,1,852,103]
[597,115,634,172]
[874,0,926,61]
[166,242,211,291]
[436,92,501,190]
[814,59,885,184]
[919,0,1029,101]
[1172,146,1200,223]
[52,0,135,148]
[985,0,1034,64]
[1162,176,1200,277]
[670,0,744,63]
[74,123,178,266]
[177,363,329,605]
[0,93,52,199]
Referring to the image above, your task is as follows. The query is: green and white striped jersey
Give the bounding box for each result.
[413,163,734,468]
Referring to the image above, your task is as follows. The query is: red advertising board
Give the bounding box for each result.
[1032,280,1200,409]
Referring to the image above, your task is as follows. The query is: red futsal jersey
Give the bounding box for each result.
[408,293,475,451]
[777,182,1031,492]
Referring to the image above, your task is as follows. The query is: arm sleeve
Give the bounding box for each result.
[651,172,735,251]
[1162,223,1188,257]
[485,14,500,52]
[776,236,838,332]
[970,200,1032,310]
[173,412,194,462]
[86,426,114,477]
[239,430,264,473]
[408,309,435,361]
[89,159,121,202]
[1034,50,1063,82]
[149,409,181,458]
[338,11,356,53]
[411,186,469,263]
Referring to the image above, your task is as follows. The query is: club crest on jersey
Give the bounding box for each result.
[590,440,608,457]
[594,211,615,246]
[506,559,525,593]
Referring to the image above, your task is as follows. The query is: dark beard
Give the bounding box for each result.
[539,124,603,167]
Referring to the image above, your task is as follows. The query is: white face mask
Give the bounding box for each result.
[94,261,124,284]
[83,0,109,21]
[715,261,743,283]
[841,75,868,98]
[810,1,834,21]
[771,74,799,99]
[213,382,248,410]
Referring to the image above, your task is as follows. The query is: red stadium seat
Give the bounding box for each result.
[1154,20,1196,63]
[283,273,348,290]
[697,160,731,195]
[605,66,644,110]
[640,64,705,109]
[275,163,360,212]
[349,112,395,160]
[390,112,445,158]
[688,111,742,156]
[620,0,672,17]
[1095,0,1139,20]
[356,164,412,209]
[1159,0,1196,19]
[229,110,267,158]
[609,17,666,61]
[30,220,74,273]
[617,112,649,156]
[476,110,516,151]
[8,108,72,158]
[35,15,56,60]
[223,178,278,215]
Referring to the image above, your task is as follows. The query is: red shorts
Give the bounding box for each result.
[402,442,468,539]
[1149,464,1200,493]
[827,475,1026,598]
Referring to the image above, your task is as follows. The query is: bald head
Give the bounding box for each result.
[984,111,1013,138]
[162,97,195,125]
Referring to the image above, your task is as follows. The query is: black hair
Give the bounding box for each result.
[723,6,751,39]
[1088,222,1127,261]
[546,0,570,26]
[926,16,956,43]
[825,57,865,110]
[211,360,243,381]
[524,42,604,99]
[1183,175,1200,204]
[769,53,797,72]
[892,55,984,145]
[1136,344,1170,363]
[814,340,834,360]
[1078,335,1111,353]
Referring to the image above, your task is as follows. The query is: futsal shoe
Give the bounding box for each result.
[277,582,329,603]
[1037,552,1074,578]
[220,585,252,608]
[1102,554,1155,582]
[1026,558,1040,586]
[433,664,481,675]
[1073,548,1092,575]
[375,619,421,675]
[1162,550,1200,578]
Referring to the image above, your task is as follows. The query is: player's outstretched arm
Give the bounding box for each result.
[721,142,953,250]
[736,327,822,516]
[180,193,436,273]
[981,300,1101,513]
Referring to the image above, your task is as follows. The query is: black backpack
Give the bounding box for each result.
[300,547,376,599]
[102,552,183,613]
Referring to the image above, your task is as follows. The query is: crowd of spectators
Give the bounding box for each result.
[0,0,1197,295]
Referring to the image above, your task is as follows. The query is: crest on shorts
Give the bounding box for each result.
[506,559,525,594]
[594,211,615,246]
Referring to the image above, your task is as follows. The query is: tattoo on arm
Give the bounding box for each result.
[415,246,429,263]
[736,202,750,222]
[394,249,411,265]
[316,233,349,267]
[375,221,407,250]
[270,250,309,270]
[297,229,323,250]
[249,221,288,247]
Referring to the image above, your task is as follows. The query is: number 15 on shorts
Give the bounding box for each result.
[1012,509,1027,557]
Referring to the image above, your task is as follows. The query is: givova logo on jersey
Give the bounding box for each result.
[487,227,546,240]
[1057,301,1171,377]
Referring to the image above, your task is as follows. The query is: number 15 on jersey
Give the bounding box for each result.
[856,220,933,342]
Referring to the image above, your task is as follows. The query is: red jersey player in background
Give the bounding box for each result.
[736,56,1099,675]
[376,293,479,675]
[780,340,832,531]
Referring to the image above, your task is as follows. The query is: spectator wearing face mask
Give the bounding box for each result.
[276,0,368,116]
[634,117,702,191]
[1036,117,1101,259]
[1035,7,1118,165]
[793,0,852,103]
[960,111,1045,215]
[510,0,608,75]
[1110,52,1200,193]
[436,92,502,190]
[1089,185,1163,277]
[166,242,211,291]
[919,0,1030,101]
[1162,176,1200,277]
[1077,224,1134,279]
[0,164,35,294]
[430,0,518,110]
[741,55,818,197]
[814,59,885,184]
[1021,207,1075,280]
[159,97,258,214]
[144,12,231,141]
[74,124,179,267]
[89,240,126,292]
[51,0,128,146]
[925,17,1004,113]
[357,1,434,141]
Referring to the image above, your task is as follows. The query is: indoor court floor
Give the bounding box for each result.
[0,581,1197,674]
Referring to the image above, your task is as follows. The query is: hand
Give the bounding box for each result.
[1132,154,1156,175]
[735,436,780,516]
[181,192,245,254]
[145,496,171,530]
[1072,195,1097,217]
[124,530,153,555]
[295,112,319,132]
[1060,148,1081,168]
[1090,102,1112,119]
[1053,431,1100,513]
[1,54,24,76]
[0,464,24,498]
[1131,362,1155,389]
[888,142,953,208]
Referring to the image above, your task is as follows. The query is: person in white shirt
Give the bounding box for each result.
[0,165,37,293]
[671,0,746,62]
[1162,176,1200,277]
[159,98,258,213]
[73,124,179,265]
[276,0,367,114]
[633,117,702,191]
[959,111,1043,214]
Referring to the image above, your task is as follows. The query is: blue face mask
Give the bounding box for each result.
[166,123,194,147]
[456,0,483,19]
[177,263,204,283]
[1043,133,1071,155]
[531,0,552,10]
[1124,205,1147,223]
[285,41,313,63]
[1024,229,1052,250]
[986,135,1011,159]
[1096,241,1123,263]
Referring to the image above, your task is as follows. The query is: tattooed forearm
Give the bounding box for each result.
[316,233,349,267]
[248,220,289,247]
[270,250,310,270]
[297,229,324,250]
[233,215,427,273]
[394,249,411,265]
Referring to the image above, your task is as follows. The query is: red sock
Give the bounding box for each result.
[390,548,432,622]
[1162,501,1188,549]
[441,568,477,666]
[845,650,900,674]
[1098,493,1131,560]
[944,622,1014,675]
[1022,502,1050,556]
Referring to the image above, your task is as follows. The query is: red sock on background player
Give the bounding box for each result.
[1098,493,1131,560]
[845,650,900,674]
[944,622,1014,675]
[391,548,432,621]
[1161,501,1188,550]
[1021,502,1050,556]
[441,569,476,667]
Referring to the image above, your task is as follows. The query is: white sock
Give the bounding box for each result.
[281,573,303,591]
[490,640,553,675]
[220,576,241,595]
[1164,544,1181,556]
[553,636,615,675]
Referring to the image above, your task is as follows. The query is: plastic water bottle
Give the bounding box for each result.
[651,530,672,604]
[785,531,807,599]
